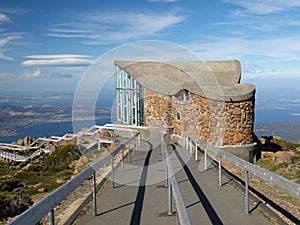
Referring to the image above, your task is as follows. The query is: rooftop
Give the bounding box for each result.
[115,60,255,102]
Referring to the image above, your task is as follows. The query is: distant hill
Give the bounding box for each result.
[255,121,300,143]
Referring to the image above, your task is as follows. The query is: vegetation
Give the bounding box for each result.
[255,159,280,172]
[256,138,300,184]
[272,138,300,152]
[0,145,81,223]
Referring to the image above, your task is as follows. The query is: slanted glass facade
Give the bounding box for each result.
[115,66,144,125]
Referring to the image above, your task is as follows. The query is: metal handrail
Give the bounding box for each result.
[184,132,300,200]
[161,134,192,225]
[8,132,139,225]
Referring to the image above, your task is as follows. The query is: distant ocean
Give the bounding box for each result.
[255,108,300,124]
[0,118,111,144]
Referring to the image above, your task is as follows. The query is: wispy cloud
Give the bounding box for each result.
[188,35,300,60]
[224,0,300,15]
[46,11,187,45]
[0,72,15,79]
[0,35,21,60]
[19,68,73,79]
[0,13,12,24]
[21,54,93,67]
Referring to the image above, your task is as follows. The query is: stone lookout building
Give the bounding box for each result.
[114,60,256,161]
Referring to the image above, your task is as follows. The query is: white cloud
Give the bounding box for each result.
[224,0,300,15]
[0,35,21,60]
[19,68,41,79]
[21,54,93,67]
[187,36,300,60]
[25,54,91,59]
[0,13,12,24]
[46,11,187,44]
[19,68,74,79]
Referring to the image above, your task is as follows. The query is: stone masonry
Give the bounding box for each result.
[144,89,255,146]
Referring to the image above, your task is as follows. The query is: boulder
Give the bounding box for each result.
[262,151,295,164]
[74,156,89,174]
[38,188,46,193]
[274,151,295,164]
[261,151,275,160]
[16,136,34,146]
[33,182,42,188]
[56,179,65,184]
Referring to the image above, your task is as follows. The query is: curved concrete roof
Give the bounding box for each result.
[115,60,255,102]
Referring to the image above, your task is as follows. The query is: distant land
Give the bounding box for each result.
[0,105,111,138]
[0,92,300,144]
[254,122,300,143]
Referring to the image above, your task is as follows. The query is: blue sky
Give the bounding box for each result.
[1,0,300,96]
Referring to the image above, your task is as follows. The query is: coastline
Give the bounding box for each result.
[0,117,112,144]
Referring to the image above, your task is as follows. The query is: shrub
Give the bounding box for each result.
[255,159,279,172]
[44,145,80,167]
[291,154,300,164]
[0,178,21,192]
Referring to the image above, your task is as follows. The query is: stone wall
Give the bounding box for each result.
[144,89,255,146]
[144,88,173,131]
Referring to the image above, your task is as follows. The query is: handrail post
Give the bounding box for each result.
[92,172,97,216]
[165,158,168,187]
[245,170,249,214]
[218,155,222,187]
[49,209,54,225]
[195,143,198,161]
[111,157,114,189]
[138,134,141,148]
[128,141,131,162]
[204,147,207,170]
[122,148,124,172]
[168,176,173,215]
[189,139,192,154]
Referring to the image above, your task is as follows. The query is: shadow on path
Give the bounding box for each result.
[129,141,153,225]
[171,144,224,225]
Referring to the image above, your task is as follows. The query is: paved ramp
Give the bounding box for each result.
[75,134,273,225]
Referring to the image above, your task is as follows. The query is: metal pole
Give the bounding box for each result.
[92,172,97,216]
[185,136,188,149]
[162,142,166,171]
[49,209,55,225]
[245,170,249,214]
[189,139,192,154]
[128,141,131,162]
[219,155,222,187]
[204,147,207,170]
[195,143,198,161]
[111,157,114,189]
[138,134,141,148]
[122,148,124,172]
[168,176,173,215]
[165,159,168,187]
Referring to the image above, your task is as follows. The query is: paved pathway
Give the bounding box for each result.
[75,132,273,225]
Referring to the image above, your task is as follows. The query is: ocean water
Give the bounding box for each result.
[255,108,300,124]
[0,118,111,144]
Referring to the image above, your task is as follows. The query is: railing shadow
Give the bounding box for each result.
[129,141,153,225]
[97,201,135,216]
[170,144,224,225]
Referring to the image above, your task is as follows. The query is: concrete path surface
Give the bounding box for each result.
[74,133,273,225]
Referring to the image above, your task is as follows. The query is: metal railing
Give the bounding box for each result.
[8,132,140,225]
[161,133,192,225]
[184,132,300,214]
